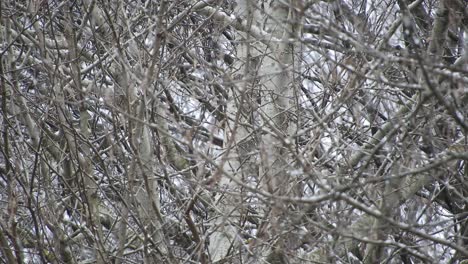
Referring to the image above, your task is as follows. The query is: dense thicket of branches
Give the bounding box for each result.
[1,0,467,263]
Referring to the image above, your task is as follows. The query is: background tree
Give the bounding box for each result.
[0,0,467,263]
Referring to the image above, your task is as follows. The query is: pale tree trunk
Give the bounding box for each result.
[208,0,301,263]
[208,0,264,260]
[256,1,300,262]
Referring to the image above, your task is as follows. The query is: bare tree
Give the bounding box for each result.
[0,0,467,263]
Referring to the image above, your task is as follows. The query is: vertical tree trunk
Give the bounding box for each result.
[209,1,300,262]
